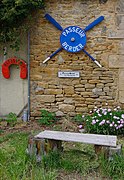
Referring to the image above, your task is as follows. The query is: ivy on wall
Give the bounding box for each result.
[0,0,44,50]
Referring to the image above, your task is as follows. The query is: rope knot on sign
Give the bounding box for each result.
[2,57,27,79]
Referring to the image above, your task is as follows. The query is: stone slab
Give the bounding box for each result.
[119,91,124,103]
[109,55,124,68]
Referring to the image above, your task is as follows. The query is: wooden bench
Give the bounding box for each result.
[27,130,120,162]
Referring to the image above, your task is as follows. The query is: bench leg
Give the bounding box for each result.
[94,144,122,160]
[108,144,122,161]
[35,139,46,162]
[47,139,63,152]
[27,137,63,162]
[94,145,109,158]
[94,145,102,154]
[26,136,34,156]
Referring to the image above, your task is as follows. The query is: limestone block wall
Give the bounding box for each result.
[30,0,124,119]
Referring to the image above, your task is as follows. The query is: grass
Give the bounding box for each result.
[0,132,124,180]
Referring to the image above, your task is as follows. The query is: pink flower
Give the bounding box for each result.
[108,108,111,112]
[99,120,105,126]
[78,125,83,129]
[110,124,113,127]
[121,114,124,119]
[98,113,102,117]
[118,124,123,128]
[96,109,100,113]
[104,112,107,115]
[92,120,96,125]
[120,119,124,124]
[99,122,103,126]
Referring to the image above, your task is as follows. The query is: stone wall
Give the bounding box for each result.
[30,0,124,119]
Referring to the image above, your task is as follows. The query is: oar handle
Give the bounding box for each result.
[84,16,104,32]
[82,49,102,68]
[94,60,102,68]
[43,57,50,64]
[43,47,63,64]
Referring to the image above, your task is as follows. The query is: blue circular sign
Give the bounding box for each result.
[60,26,87,53]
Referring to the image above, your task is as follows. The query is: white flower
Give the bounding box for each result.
[121,114,124,119]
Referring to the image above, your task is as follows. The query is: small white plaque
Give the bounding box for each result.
[58,71,80,78]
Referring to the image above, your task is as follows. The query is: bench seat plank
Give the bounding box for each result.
[34,130,117,147]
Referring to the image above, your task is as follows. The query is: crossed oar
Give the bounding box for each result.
[43,14,104,68]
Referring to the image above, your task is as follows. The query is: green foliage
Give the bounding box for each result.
[0,132,124,179]
[99,154,124,179]
[6,112,17,126]
[43,151,62,169]
[42,149,98,174]
[0,0,44,50]
[82,106,124,135]
[0,129,4,135]
[0,132,57,180]
[38,109,57,126]
[72,114,83,124]
[0,117,2,122]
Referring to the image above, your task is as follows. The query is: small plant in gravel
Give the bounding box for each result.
[80,106,124,135]
[6,112,17,126]
[38,109,57,126]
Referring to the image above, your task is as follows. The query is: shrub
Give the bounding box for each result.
[81,106,124,135]
[0,0,44,50]
[38,109,57,126]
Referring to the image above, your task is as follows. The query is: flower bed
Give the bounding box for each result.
[80,106,124,135]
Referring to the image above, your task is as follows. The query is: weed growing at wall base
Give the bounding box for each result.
[38,109,58,125]
[81,106,124,135]
[6,112,17,126]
